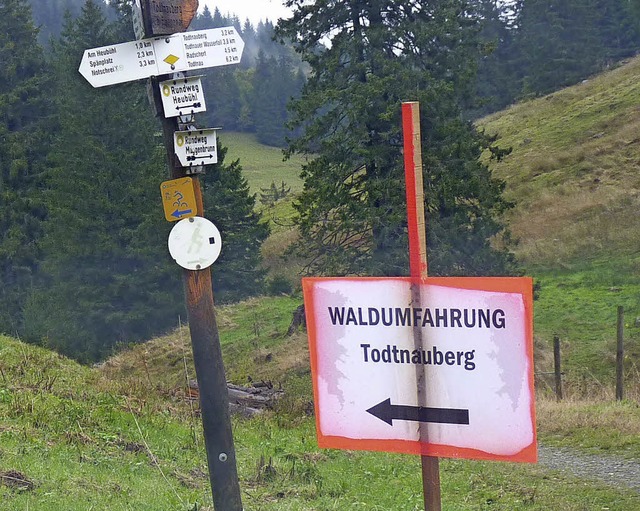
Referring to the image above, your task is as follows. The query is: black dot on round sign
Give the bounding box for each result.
[209,237,216,244]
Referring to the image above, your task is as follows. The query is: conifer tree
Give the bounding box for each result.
[251,52,302,146]
[22,0,184,361]
[472,0,521,116]
[0,0,50,335]
[202,144,270,303]
[22,0,272,360]
[277,0,516,277]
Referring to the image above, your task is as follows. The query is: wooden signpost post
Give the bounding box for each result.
[80,1,536,502]
[402,101,441,510]
[79,2,245,509]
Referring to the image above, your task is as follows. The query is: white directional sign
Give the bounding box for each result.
[168,216,222,270]
[174,128,217,167]
[302,276,536,463]
[159,76,206,117]
[79,27,244,88]
[132,0,145,40]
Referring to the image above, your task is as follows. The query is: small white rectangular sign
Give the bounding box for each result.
[174,129,218,167]
[79,27,244,88]
[132,0,145,40]
[159,76,206,117]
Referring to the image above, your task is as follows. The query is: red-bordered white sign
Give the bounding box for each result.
[302,276,536,463]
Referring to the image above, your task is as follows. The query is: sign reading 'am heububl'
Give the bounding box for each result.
[302,276,536,463]
[78,27,244,88]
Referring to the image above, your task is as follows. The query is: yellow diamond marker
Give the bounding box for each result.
[164,54,179,66]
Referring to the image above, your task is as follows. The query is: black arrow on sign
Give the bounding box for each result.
[366,398,469,426]
[176,102,202,110]
[186,154,215,162]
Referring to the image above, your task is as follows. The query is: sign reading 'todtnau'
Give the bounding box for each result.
[79,27,244,88]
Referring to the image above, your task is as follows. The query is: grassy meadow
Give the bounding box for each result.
[219,131,306,196]
[2,311,640,510]
[3,57,640,509]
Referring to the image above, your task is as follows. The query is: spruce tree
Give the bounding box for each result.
[22,0,184,361]
[472,0,521,117]
[202,144,270,303]
[0,0,50,335]
[277,0,516,277]
[201,66,243,131]
[594,0,640,64]
[21,0,272,360]
[251,52,302,147]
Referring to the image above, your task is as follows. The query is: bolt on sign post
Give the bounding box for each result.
[78,3,245,510]
[302,103,537,510]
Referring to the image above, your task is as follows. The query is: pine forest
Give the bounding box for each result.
[2,0,640,361]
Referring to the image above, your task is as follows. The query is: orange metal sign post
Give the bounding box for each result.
[301,102,536,510]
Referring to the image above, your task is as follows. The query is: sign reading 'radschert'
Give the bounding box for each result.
[78,27,244,88]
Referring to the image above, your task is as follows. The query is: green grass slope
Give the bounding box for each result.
[479,56,640,270]
[219,131,305,196]
[4,50,640,511]
[478,56,640,384]
[3,311,640,510]
[0,335,208,510]
[219,76,640,388]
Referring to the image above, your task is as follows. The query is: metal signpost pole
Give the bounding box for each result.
[402,101,442,511]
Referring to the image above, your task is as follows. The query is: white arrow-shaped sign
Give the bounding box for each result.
[79,27,244,88]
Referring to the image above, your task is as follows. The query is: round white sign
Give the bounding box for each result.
[168,216,222,270]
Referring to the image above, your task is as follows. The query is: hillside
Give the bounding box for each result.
[220,57,640,386]
[4,40,640,511]
[479,55,640,272]
[2,312,640,510]
[219,132,305,197]
[215,58,640,386]
[478,57,640,383]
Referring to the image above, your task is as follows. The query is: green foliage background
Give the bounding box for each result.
[2,0,640,362]
[0,0,274,361]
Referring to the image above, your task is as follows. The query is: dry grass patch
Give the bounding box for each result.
[538,397,640,434]
[536,386,640,454]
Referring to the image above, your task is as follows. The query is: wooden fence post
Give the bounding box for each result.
[553,335,563,401]
[616,306,624,401]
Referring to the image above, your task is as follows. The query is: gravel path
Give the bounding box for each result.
[538,445,640,493]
